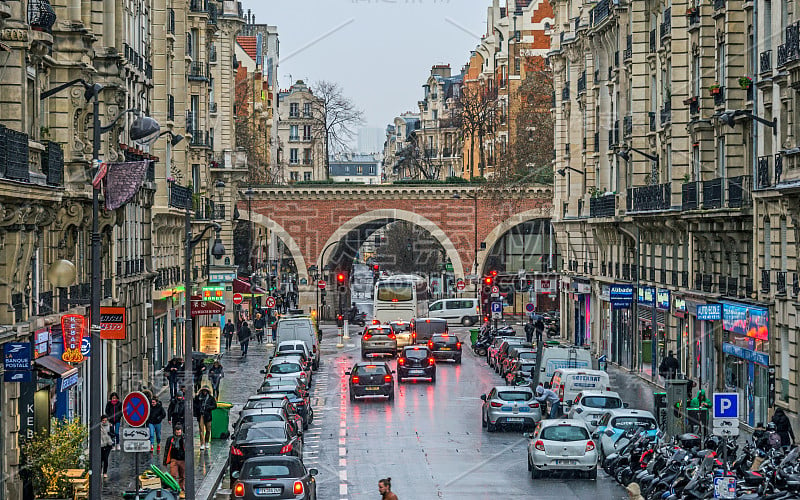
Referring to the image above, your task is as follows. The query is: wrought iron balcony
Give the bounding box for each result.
[29,0,56,34]
[727,175,752,208]
[761,269,771,293]
[757,155,771,188]
[628,182,672,213]
[775,154,783,184]
[702,177,723,209]
[0,125,30,182]
[168,182,192,209]
[794,273,800,296]
[623,115,633,138]
[688,8,700,28]
[590,193,616,218]
[778,44,789,68]
[660,103,671,126]
[714,0,725,11]
[592,0,610,25]
[41,141,63,186]
[577,72,587,94]
[760,50,773,74]
[687,96,700,116]
[188,62,208,81]
[682,181,699,210]
[777,271,787,294]
[208,3,218,24]
[695,272,703,291]
[624,35,632,61]
[726,277,738,297]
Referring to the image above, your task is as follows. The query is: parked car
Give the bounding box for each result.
[481,386,541,432]
[409,318,448,344]
[427,333,462,363]
[487,336,515,369]
[496,339,533,375]
[566,391,624,432]
[229,421,303,480]
[240,395,303,436]
[593,408,659,461]
[231,456,318,499]
[260,385,313,429]
[232,408,301,440]
[276,316,320,369]
[396,345,436,382]
[273,340,313,370]
[526,419,598,479]
[264,358,311,387]
[388,321,413,348]
[503,348,537,382]
[258,377,308,397]
[427,298,480,326]
[360,325,397,359]
[346,361,394,401]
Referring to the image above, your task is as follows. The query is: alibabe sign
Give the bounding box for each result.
[61,314,86,363]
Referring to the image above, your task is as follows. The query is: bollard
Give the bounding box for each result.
[336,326,344,348]
[343,319,350,340]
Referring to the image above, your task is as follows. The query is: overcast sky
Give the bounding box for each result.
[247,0,492,129]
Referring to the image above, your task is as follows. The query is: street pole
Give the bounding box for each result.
[89,85,103,500]
[474,193,478,300]
[248,193,254,323]
[183,202,195,500]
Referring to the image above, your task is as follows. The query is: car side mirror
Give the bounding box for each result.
[480,394,487,401]
[231,471,240,479]
[592,432,599,439]
[623,402,630,408]
[309,468,319,476]
[259,369,266,375]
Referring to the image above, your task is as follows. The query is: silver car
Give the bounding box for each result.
[566,390,624,432]
[264,357,310,387]
[360,325,397,359]
[527,419,598,479]
[481,386,541,431]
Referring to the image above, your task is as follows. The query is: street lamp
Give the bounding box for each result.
[556,166,587,176]
[718,109,777,134]
[615,146,659,164]
[452,191,479,298]
[41,79,160,500]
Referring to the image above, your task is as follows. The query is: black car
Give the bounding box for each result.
[231,456,318,499]
[428,333,462,363]
[261,385,313,429]
[229,421,303,480]
[397,345,436,382]
[346,362,394,401]
[239,397,303,437]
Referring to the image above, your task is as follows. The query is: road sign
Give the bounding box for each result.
[122,439,151,453]
[491,301,503,319]
[232,293,243,305]
[714,477,737,499]
[712,426,740,437]
[266,296,276,308]
[122,391,150,427]
[525,303,535,313]
[317,280,327,290]
[712,418,739,428]
[456,280,466,291]
[122,427,151,440]
[491,285,500,297]
[713,393,739,419]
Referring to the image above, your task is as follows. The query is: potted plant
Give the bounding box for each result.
[683,96,699,105]
[709,84,722,95]
[21,420,88,499]
[686,6,698,15]
[739,76,753,89]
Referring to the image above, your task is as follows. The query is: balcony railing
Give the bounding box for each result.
[714,0,725,11]
[757,155,771,188]
[760,50,773,74]
[775,153,783,184]
[702,177,723,209]
[623,115,633,138]
[208,3,218,24]
[577,72,587,94]
[777,271,787,294]
[168,182,192,209]
[562,85,570,101]
[778,43,789,67]
[727,175,752,208]
[627,182,672,213]
[794,273,800,296]
[762,269,771,293]
[687,96,700,116]
[29,0,57,34]
[41,141,64,186]
[188,62,208,81]
[649,29,657,53]
[660,7,672,40]
[682,181,698,210]
[0,125,30,182]
[592,0,610,25]
[590,193,616,218]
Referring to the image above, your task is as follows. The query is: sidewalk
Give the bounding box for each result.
[103,339,271,497]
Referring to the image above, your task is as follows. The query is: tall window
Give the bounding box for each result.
[303,148,312,164]
[716,43,726,85]
[717,136,725,177]
[303,125,312,140]
[289,148,298,164]
[289,102,299,117]
[780,216,788,272]
[192,164,200,192]
[304,172,312,181]
[290,125,299,140]
[764,217,772,271]
[303,102,312,117]
[290,171,299,181]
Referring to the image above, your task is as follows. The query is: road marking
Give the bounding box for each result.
[339,446,346,456]
[339,470,347,481]
[339,458,346,467]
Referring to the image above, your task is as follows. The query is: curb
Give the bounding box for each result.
[197,447,229,500]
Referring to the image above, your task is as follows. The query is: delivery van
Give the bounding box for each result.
[538,344,592,380]
[549,368,611,403]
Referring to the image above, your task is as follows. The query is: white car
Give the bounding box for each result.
[566,390,624,431]
[527,419,598,479]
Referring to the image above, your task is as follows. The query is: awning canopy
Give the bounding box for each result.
[233,277,267,295]
[190,295,226,316]
[34,355,79,378]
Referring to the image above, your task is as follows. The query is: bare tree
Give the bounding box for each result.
[453,82,498,179]
[310,81,365,179]
[393,131,442,180]
[373,221,445,275]
[235,72,281,183]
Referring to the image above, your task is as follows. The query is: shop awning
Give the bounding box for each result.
[34,355,79,379]
[190,295,226,316]
[233,277,267,295]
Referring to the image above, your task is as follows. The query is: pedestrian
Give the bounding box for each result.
[271,315,278,343]
[524,318,534,343]
[535,385,561,419]
[658,350,680,380]
[223,319,236,352]
[766,422,783,449]
[164,424,186,498]
[689,389,712,409]
[104,392,123,449]
[253,312,266,344]
[276,295,283,314]
[771,407,796,447]
[100,414,114,478]
[626,482,645,500]
[194,386,217,450]
[378,477,398,500]
[167,392,186,429]
[165,357,183,399]
[534,317,545,343]
[208,360,224,400]
[753,422,770,451]
[238,321,252,356]
[193,357,207,393]
[148,397,166,453]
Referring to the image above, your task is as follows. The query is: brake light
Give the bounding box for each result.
[535,440,545,451]
[428,341,433,349]
[490,401,503,407]
[384,374,392,382]
[425,319,430,323]
[388,333,396,340]
[529,402,539,408]
[233,482,245,497]
[280,443,293,454]
[441,334,448,338]
[352,376,359,384]
[456,342,462,349]
[231,447,243,456]
[559,384,564,400]
[586,440,595,452]
[363,333,373,340]
[313,345,317,353]
[300,372,306,378]
[398,358,405,365]
[428,357,435,365]
[266,373,272,378]
[293,481,304,495]
[607,387,611,391]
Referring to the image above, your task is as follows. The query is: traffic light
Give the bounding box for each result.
[372,264,380,283]
[482,275,493,295]
[336,272,347,292]
[336,314,344,327]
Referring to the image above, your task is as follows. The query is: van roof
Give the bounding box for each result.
[552,368,606,375]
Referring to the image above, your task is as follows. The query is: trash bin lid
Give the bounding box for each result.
[150,464,181,492]
[216,402,233,409]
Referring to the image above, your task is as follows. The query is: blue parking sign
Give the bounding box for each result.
[713,393,739,419]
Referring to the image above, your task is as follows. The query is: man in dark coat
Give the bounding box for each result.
[222,320,236,352]
[659,351,681,380]
[772,407,796,447]
[238,321,252,356]
[165,357,184,399]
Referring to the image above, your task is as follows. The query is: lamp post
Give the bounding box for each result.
[244,187,256,321]
[452,191,479,298]
[318,241,341,321]
[41,79,160,500]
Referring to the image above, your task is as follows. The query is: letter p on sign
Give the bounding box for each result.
[713,393,739,419]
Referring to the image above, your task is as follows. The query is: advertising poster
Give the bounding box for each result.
[199,326,221,355]
[722,303,769,340]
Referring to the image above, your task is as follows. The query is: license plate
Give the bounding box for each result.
[409,369,424,375]
[439,347,451,350]
[256,487,282,495]
[554,459,576,465]
[366,386,380,391]
[506,417,524,422]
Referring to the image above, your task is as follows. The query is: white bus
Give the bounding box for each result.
[373,275,428,323]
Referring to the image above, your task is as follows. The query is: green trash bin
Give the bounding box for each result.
[470,328,480,346]
[211,402,232,439]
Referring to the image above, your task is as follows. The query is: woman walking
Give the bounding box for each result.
[772,407,796,447]
[194,386,217,449]
[104,392,123,449]
[148,397,167,452]
[208,360,224,400]
[100,415,114,478]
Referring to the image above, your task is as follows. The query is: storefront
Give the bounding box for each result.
[609,284,634,369]
[637,287,667,376]
[720,301,770,427]
[673,296,688,377]
[571,279,591,346]
[598,285,611,358]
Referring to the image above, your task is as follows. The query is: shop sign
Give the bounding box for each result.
[674,297,687,314]
[33,328,50,358]
[199,326,221,355]
[697,304,722,321]
[600,285,610,301]
[100,307,126,340]
[722,302,769,341]
[722,342,769,366]
[768,365,776,408]
[576,283,591,294]
[202,286,225,302]
[209,271,237,283]
[57,370,79,392]
[61,314,86,363]
[4,343,32,381]
[656,289,671,311]
[610,284,634,309]
[637,286,655,307]
[536,279,556,294]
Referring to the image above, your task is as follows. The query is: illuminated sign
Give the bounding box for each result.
[61,315,86,363]
[722,302,769,340]
[202,286,225,302]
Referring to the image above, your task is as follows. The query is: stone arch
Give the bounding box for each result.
[318,209,465,279]
[479,208,555,275]
[242,211,309,283]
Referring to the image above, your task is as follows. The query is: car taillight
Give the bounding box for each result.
[559,384,564,400]
[586,440,595,452]
[372,319,380,325]
[233,482,245,497]
[300,372,306,378]
[352,376,359,384]
[388,333,396,340]
[428,357,435,365]
[280,443,293,454]
[529,402,539,408]
[428,341,433,349]
[535,440,545,451]
[606,387,611,391]
[398,358,405,365]
[266,373,272,378]
[384,374,392,382]
[456,342,462,349]
[490,401,503,407]
[293,481,304,495]
[363,333,373,340]
[231,447,243,456]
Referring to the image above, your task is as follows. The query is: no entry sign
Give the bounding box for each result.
[122,391,150,427]
[317,280,327,290]
[232,293,243,305]
[456,280,466,291]
[266,296,276,308]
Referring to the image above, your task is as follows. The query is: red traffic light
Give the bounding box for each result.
[336,273,346,284]
[373,264,380,270]
[337,314,343,320]
[490,270,498,277]
[484,276,493,285]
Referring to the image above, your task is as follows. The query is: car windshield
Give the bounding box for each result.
[404,349,428,359]
[278,344,302,352]
[391,323,410,332]
[354,364,387,375]
[367,328,392,336]
[376,283,413,301]
[582,397,623,409]
[241,463,302,479]
[432,335,456,342]
[270,363,301,374]
[612,417,658,430]
[540,425,590,442]
[519,352,537,360]
[497,391,532,401]
[240,414,284,425]
[237,426,287,441]
[414,321,446,335]
[244,400,282,410]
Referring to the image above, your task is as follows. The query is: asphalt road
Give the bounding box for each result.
[299,323,629,500]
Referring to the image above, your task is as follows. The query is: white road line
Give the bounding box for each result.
[339,447,346,456]
[339,484,348,495]
[339,470,347,481]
